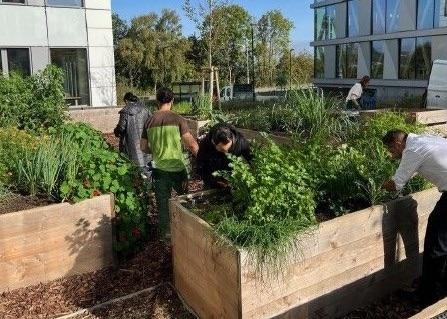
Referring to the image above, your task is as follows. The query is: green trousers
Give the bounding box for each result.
[152,169,188,236]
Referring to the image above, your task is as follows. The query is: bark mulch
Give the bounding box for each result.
[0,241,189,319]
[70,285,195,319]
[0,194,54,215]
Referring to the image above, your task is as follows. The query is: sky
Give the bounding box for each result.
[111,0,314,52]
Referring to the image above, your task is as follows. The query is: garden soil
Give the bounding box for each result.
[0,194,54,215]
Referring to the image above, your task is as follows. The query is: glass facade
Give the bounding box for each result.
[348,0,361,37]
[399,37,432,80]
[418,0,435,29]
[51,48,90,106]
[371,41,385,79]
[435,0,447,27]
[336,43,358,79]
[7,49,31,76]
[314,47,325,79]
[415,37,432,80]
[386,0,401,32]
[314,5,336,41]
[372,0,386,34]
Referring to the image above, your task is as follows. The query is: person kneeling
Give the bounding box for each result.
[197,123,252,189]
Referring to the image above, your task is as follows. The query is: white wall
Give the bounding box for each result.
[46,7,88,47]
[86,4,116,107]
[0,6,48,46]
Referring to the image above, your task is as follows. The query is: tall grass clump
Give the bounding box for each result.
[204,141,317,276]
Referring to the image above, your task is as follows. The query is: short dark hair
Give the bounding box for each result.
[124,92,138,103]
[211,124,234,145]
[382,130,407,147]
[156,87,174,104]
[360,76,370,88]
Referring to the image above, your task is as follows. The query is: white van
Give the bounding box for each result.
[427,60,447,109]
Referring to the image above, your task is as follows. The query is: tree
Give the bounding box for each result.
[276,50,314,88]
[256,10,294,87]
[114,10,194,91]
[112,13,128,45]
[202,5,251,85]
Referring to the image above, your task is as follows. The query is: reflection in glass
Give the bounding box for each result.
[415,37,432,80]
[50,48,90,106]
[348,0,361,36]
[399,38,416,79]
[314,47,325,79]
[371,41,384,79]
[372,0,386,34]
[314,5,337,41]
[435,0,447,27]
[46,0,83,6]
[418,0,435,29]
[336,43,358,79]
[7,49,31,76]
[387,0,401,33]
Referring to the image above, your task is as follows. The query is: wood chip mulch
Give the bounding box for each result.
[70,285,195,319]
[0,241,186,319]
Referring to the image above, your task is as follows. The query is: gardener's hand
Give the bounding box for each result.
[382,180,397,192]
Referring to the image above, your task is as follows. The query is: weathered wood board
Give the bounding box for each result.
[0,195,115,292]
[237,128,292,146]
[171,188,441,319]
[410,297,447,319]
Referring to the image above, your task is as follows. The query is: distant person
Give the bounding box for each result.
[114,92,151,177]
[346,76,370,109]
[140,87,199,238]
[197,123,252,189]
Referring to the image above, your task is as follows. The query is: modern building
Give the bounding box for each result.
[0,0,116,107]
[311,0,447,102]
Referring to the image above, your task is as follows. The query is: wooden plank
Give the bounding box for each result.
[0,195,114,292]
[170,199,241,319]
[411,109,447,125]
[410,297,447,319]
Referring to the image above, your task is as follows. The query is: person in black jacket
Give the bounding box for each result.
[197,123,252,189]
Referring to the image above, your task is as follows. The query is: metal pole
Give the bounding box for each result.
[246,38,250,84]
[251,23,256,102]
[289,48,294,91]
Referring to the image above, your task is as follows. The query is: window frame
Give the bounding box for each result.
[336,43,359,79]
[417,0,436,30]
[314,46,325,79]
[398,36,433,80]
[371,0,387,35]
[314,4,337,41]
[370,40,385,79]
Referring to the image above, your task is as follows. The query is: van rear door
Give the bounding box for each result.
[427,60,447,109]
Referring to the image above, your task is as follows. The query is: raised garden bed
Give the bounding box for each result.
[236,128,292,146]
[410,297,447,319]
[170,188,440,319]
[0,195,115,293]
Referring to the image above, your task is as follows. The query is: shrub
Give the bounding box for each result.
[191,94,213,120]
[0,65,66,131]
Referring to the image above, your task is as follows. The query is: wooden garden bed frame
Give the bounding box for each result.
[0,195,115,293]
[170,188,440,319]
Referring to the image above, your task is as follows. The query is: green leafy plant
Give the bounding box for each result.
[55,123,150,255]
[192,94,213,120]
[206,141,317,274]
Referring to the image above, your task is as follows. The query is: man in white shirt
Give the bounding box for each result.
[346,76,370,109]
[383,130,447,305]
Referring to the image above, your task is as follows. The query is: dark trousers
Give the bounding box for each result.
[152,169,188,236]
[420,192,447,303]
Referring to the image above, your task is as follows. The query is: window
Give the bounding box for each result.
[415,37,432,80]
[336,43,358,79]
[434,0,447,27]
[371,41,385,79]
[418,0,435,29]
[399,37,432,80]
[0,0,25,3]
[348,0,361,37]
[7,49,31,76]
[314,5,336,41]
[46,0,83,6]
[386,0,401,33]
[50,48,90,106]
[314,47,325,79]
[372,0,386,34]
